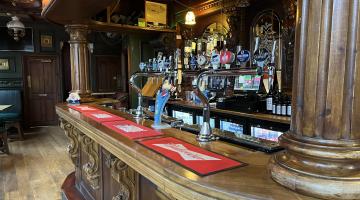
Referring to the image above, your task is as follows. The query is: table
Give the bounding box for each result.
[0,105,12,111]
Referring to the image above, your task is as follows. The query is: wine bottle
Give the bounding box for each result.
[287,96,292,116]
[281,95,287,116]
[272,94,278,115]
[276,92,282,115]
[266,84,274,113]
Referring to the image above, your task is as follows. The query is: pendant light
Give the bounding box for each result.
[185,11,196,25]
[7,16,25,41]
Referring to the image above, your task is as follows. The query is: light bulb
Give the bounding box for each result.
[185,11,196,25]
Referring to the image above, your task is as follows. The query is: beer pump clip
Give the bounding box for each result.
[152,79,176,129]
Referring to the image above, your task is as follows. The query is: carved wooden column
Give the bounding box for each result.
[65,24,92,99]
[269,0,360,199]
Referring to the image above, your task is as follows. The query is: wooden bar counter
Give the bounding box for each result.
[56,103,316,200]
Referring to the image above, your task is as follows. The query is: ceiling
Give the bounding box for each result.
[0,0,42,19]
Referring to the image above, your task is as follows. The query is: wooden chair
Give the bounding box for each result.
[0,126,9,154]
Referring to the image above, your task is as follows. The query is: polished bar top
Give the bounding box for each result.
[56,103,316,200]
[166,100,291,124]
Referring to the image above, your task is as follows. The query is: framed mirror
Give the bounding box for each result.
[250,10,283,92]
[201,22,229,55]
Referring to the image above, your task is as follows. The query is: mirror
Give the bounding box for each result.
[201,23,229,55]
[251,10,282,68]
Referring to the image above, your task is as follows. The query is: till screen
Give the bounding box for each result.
[234,75,261,91]
[220,121,243,136]
[173,110,193,125]
[251,127,283,142]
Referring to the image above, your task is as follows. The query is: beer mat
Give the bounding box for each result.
[83,111,125,123]
[102,120,164,140]
[139,137,247,176]
[68,105,100,112]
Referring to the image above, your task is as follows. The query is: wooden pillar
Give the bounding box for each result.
[65,24,92,99]
[269,0,360,199]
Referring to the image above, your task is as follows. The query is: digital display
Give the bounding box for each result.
[173,110,193,125]
[196,116,215,128]
[251,127,283,142]
[220,120,243,137]
[234,75,261,91]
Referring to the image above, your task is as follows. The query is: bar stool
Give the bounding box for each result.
[0,125,9,154]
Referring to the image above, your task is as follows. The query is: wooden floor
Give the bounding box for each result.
[0,126,73,200]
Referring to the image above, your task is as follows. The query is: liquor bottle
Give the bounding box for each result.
[147,59,152,71]
[281,95,287,116]
[276,92,282,115]
[272,94,278,115]
[189,53,197,70]
[152,58,158,71]
[266,84,274,113]
[286,96,292,116]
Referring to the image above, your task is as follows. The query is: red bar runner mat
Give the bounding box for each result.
[139,137,247,176]
[102,120,164,140]
[83,111,125,123]
[68,105,100,112]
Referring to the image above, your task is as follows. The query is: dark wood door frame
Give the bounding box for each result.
[23,55,61,127]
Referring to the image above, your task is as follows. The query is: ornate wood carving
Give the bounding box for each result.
[65,24,92,98]
[111,157,137,200]
[60,118,80,166]
[81,135,100,190]
[269,0,360,199]
[111,184,130,200]
[194,0,249,17]
[103,150,137,200]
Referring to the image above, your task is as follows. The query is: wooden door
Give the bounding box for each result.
[24,56,60,126]
[95,56,122,92]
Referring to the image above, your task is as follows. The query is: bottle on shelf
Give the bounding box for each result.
[147,59,153,71]
[286,96,292,116]
[189,53,197,70]
[281,95,287,116]
[272,93,278,115]
[152,58,158,71]
[276,93,282,115]
[266,83,274,113]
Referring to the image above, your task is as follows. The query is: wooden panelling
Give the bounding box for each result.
[95,56,122,93]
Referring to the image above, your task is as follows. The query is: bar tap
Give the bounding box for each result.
[129,67,179,117]
[129,72,166,118]
[193,68,263,142]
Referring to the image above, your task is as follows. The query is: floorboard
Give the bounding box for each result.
[0,126,73,200]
